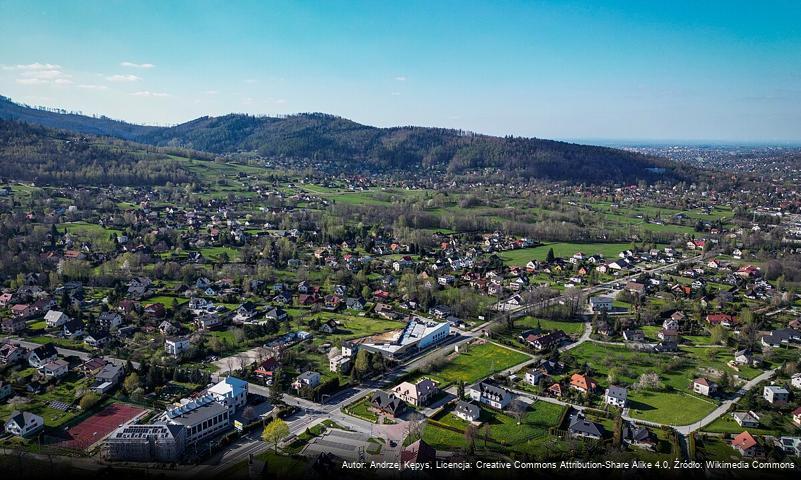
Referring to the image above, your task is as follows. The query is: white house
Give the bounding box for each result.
[791,373,801,390]
[524,369,544,386]
[207,376,248,412]
[5,411,44,437]
[292,371,321,391]
[589,296,613,312]
[604,386,628,408]
[40,359,69,379]
[468,382,512,410]
[44,310,70,328]
[763,385,790,405]
[454,401,481,423]
[165,337,191,357]
[692,378,716,397]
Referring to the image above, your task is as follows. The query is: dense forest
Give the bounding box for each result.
[0,96,688,184]
[0,120,195,186]
[0,95,158,140]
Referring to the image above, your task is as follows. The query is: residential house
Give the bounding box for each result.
[570,374,597,394]
[97,312,123,330]
[194,313,223,331]
[468,382,512,410]
[524,369,544,386]
[589,296,613,312]
[84,332,111,348]
[41,359,69,379]
[0,381,13,401]
[793,407,801,427]
[319,319,339,334]
[454,401,481,423]
[604,386,628,408]
[392,379,438,407]
[208,377,249,413]
[731,431,759,457]
[165,337,191,357]
[28,343,58,368]
[706,313,736,328]
[4,411,44,437]
[265,307,288,322]
[292,371,321,391]
[761,328,801,348]
[623,424,656,450]
[763,385,789,405]
[1,316,26,334]
[0,343,25,365]
[791,373,801,390]
[692,378,717,397]
[369,391,406,418]
[522,330,567,351]
[63,318,85,338]
[92,363,125,393]
[568,411,603,440]
[328,353,350,373]
[622,330,645,342]
[732,412,760,428]
[400,439,437,467]
[44,309,70,328]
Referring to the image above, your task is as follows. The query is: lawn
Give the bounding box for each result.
[627,390,716,425]
[343,397,380,423]
[565,342,726,424]
[0,372,91,428]
[514,316,586,336]
[423,342,529,386]
[499,242,635,266]
[424,401,565,454]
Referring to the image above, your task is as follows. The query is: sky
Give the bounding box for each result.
[1,0,800,143]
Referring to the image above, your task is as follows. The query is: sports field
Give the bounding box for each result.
[58,403,146,450]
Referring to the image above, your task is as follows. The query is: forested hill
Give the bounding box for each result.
[0,120,194,186]
[1,95,684,183]
[0,95,158,140]
[139,113,682,182]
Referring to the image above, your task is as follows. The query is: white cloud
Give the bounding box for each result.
[16,78,48,85]
[9,63,72,86]
[394,75,407,81]
[77,84,108,90]
[244,78,258,84]
[120,61,155,68]
[106,74,141,82]
[2,62,62,71]
[130,91,169,97]
[391,92,401,96]
[20,69,66,79]
[203,90,219,95]
[274,98,287,104]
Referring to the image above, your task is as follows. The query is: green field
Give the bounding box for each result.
[423,401,565,454]
[499,242,636,266]
[513,316,586,336]
[627,390,716,425]
[423,342,529,386]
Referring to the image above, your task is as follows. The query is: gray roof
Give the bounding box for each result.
[455,401,480,418]
[469,381,511,401]
[6,410,41,428]
[568,412,603,438]
[167,400,227,427]
[605,385,628,400]
[97,363,123,381]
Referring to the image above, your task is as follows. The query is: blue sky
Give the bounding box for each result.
[1,0,800,142]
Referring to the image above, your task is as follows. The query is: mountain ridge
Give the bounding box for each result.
[0,95,685,183]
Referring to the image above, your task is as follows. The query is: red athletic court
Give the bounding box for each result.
[59,402,146,450]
